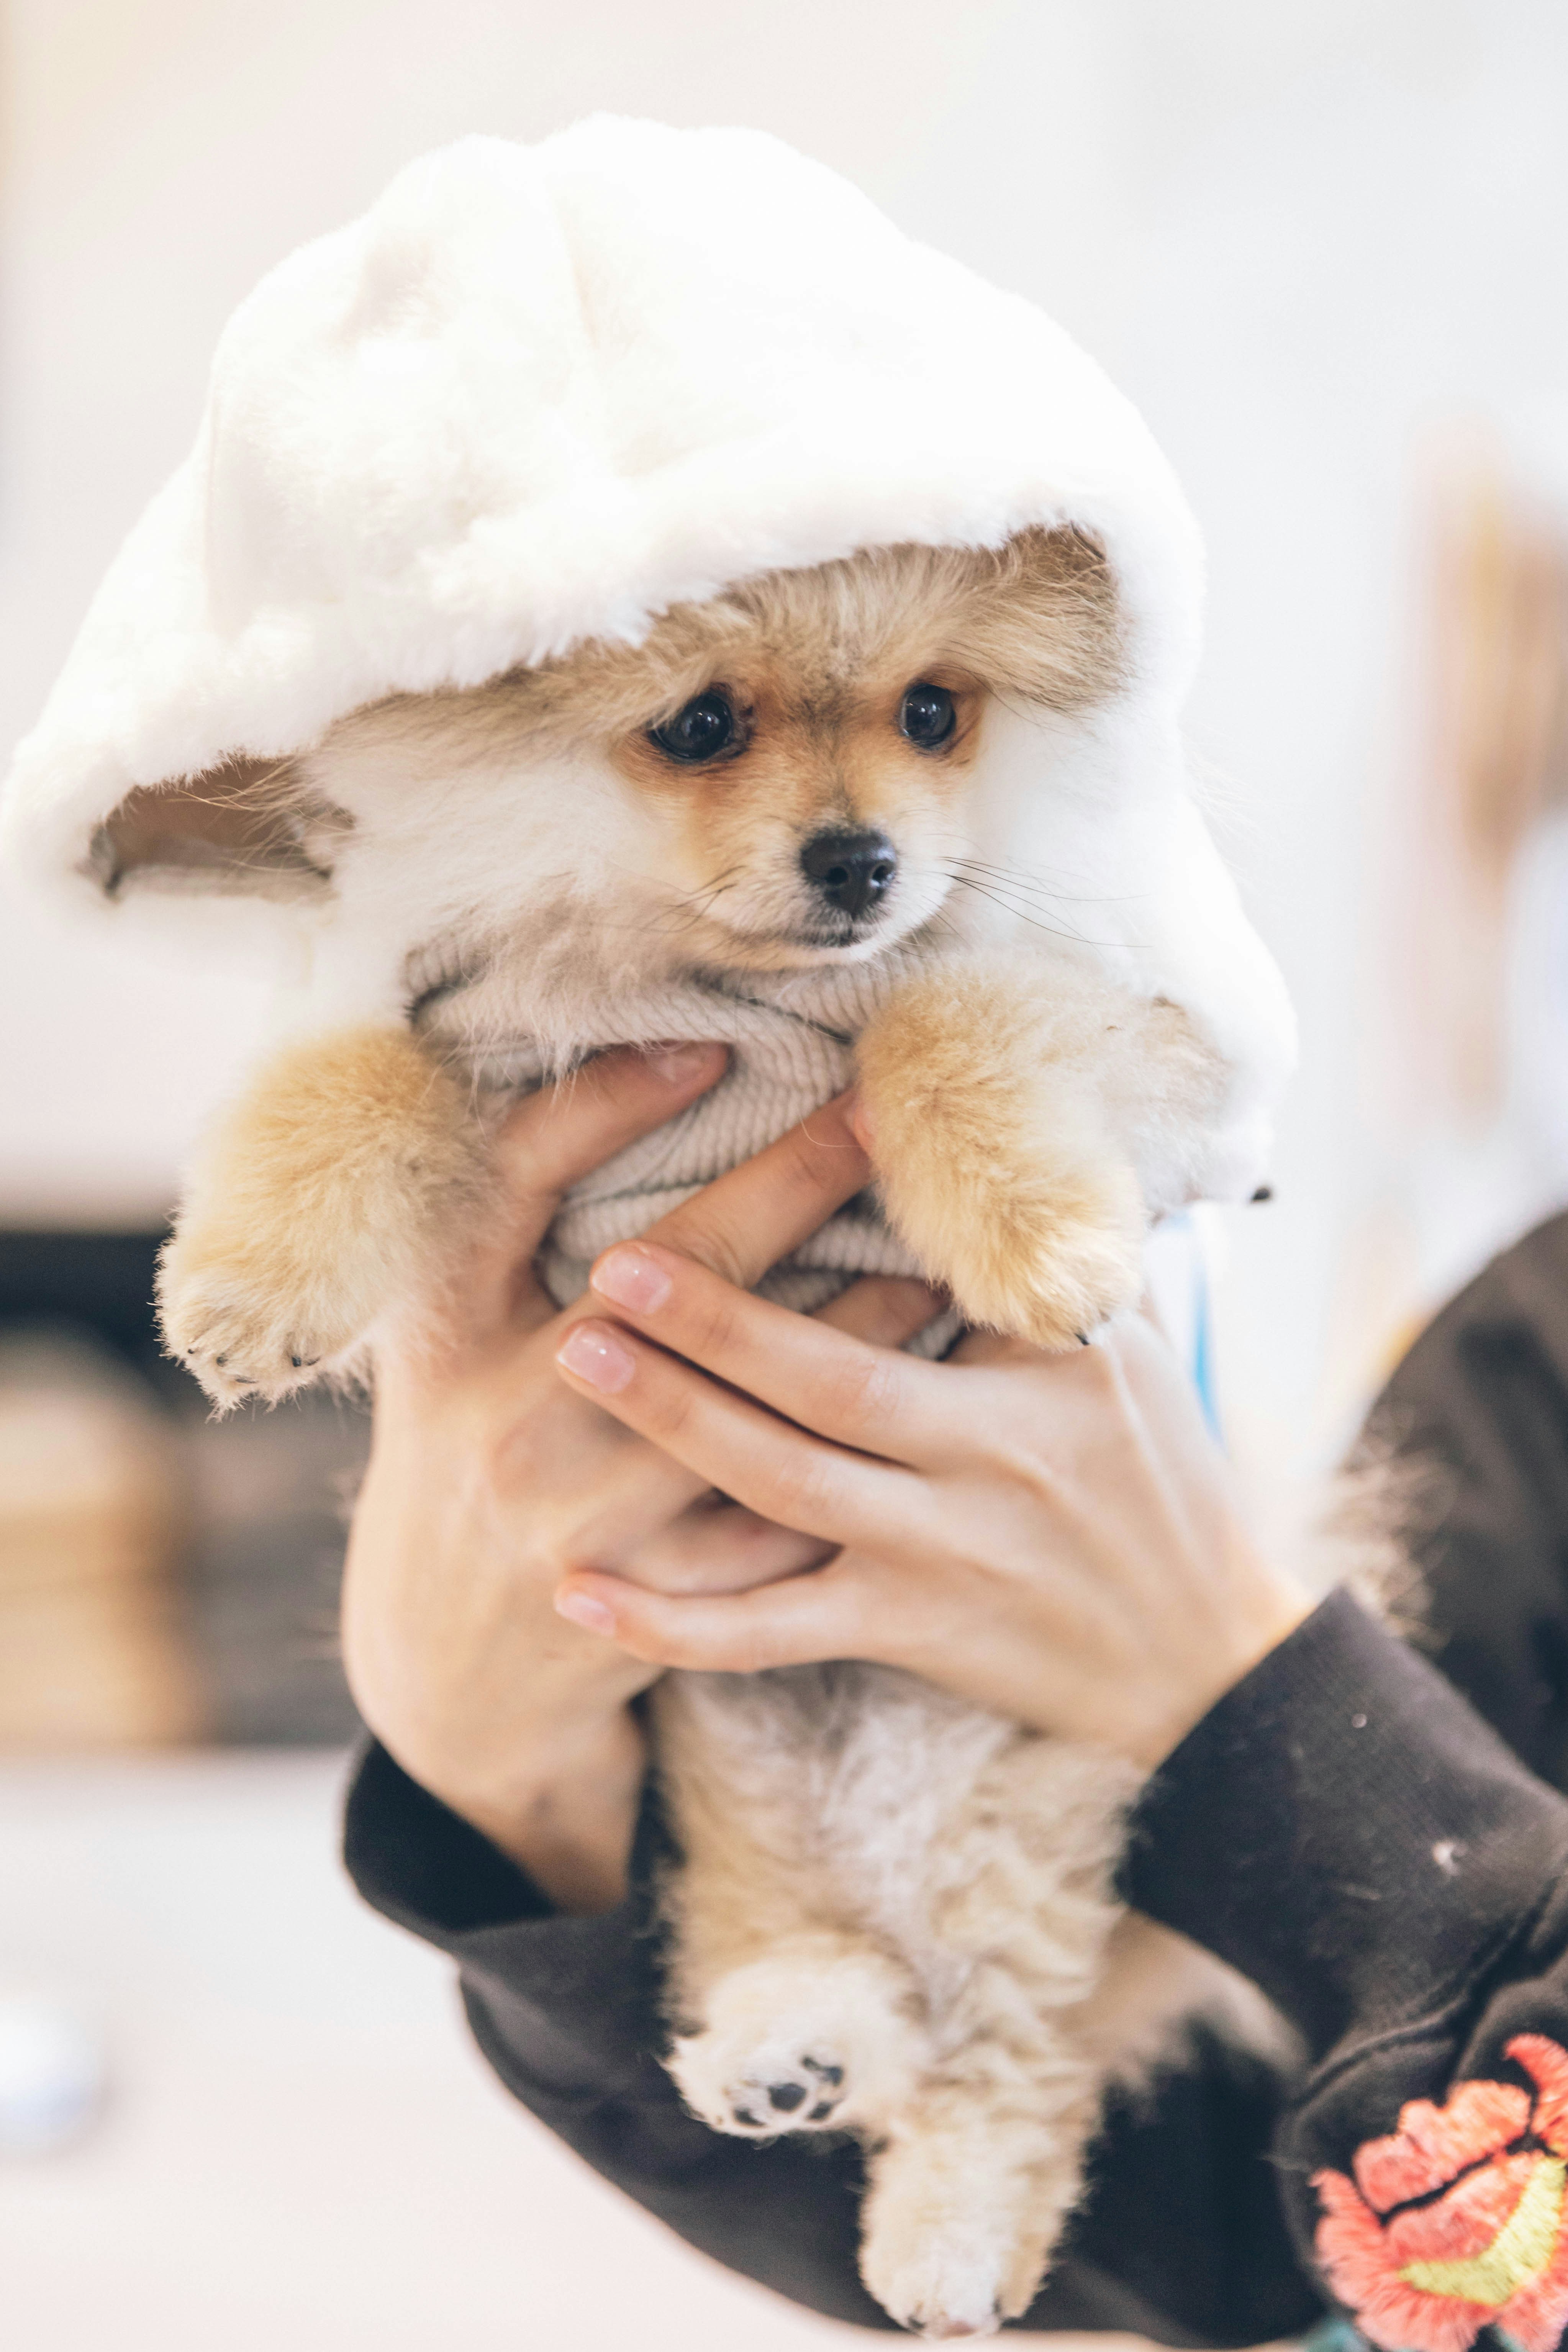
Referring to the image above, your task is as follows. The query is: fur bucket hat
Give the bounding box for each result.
[2,117,1205,910]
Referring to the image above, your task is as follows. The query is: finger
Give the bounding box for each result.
[811,1276,946,1348]
[554,1556,878,1674]
[951,1326,1059,1367]
[582,1241,949,1461]
[1111,1312,1220,1447]
[465,1043,727,1331]
[623,1500,836,1596]
[1137,1286,1176,1348]
[638,1092,871,1289]
[554,1317,904,1542]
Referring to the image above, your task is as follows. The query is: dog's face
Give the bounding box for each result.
[88,528,1123,987]
[605,647,986,967]
[429,526,1125,976]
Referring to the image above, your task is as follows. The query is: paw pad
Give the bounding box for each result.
[726,2052,845,2133]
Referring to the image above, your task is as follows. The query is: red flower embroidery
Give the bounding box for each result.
[1314,2036,1568,2352]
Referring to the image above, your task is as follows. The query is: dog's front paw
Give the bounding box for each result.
[860,1046,1147,1346]
[157,1025,487,1409]
[856,961,1152,1350]
[668,1951,925,2139]
[157,1229,368,1409]
[928,1156,1145,1350]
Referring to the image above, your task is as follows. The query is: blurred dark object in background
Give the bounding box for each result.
[0,1231,366,1748]
[0,1329,198,1747]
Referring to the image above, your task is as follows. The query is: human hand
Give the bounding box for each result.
[341,1047,940,1907]
[551,1243,1312,1770]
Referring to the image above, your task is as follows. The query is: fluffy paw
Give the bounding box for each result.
[690,2046,847,2136]
[856,961,1151,1350]
[860,2220,1008,2340]
[926,1158,1144,1350]
[157,1234,364,1409]
[157,1025,487,1409]
[860,2168,1047,2340]
[668,1953,925,2139]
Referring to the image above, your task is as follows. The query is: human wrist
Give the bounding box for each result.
[410,1697,648,1911]
[1119,1559,1314,1771]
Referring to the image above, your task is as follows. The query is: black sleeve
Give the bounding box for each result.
[1118,1208,1568,2352]
[344,1738,1322,2345]
[1360,1209,1568,1793]
[1124,1590,1568,2351]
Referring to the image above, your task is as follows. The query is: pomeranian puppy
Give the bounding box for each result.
[89,522,1289,2337]
[141,526,1247,1396]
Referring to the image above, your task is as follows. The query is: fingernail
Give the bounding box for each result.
[644,1042,723,1086]
[591,1244,673,1314]
[846,1091,876,1152]
[555,1589,616,1635]
[555,1322,637,1392]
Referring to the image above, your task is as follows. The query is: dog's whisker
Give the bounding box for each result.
[949,871,1132,907]
[937,858,1148,929]
[944,856,1143,908]
[940,874,1089,942]
[940,873,1148,951]
[927,828,1126,897]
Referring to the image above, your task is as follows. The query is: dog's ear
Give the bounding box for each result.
[952,526,1125,712]
[86,755,350,901]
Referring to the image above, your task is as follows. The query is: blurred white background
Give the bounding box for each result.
[4,1753,934,2352]
[6,4,1568,2342]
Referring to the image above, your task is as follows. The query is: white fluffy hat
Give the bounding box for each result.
[2,117,1204,899]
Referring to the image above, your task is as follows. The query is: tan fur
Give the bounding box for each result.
[858,961,1149,1346]
[308,528,1120,982]
[157,1027,490,1408]
[449,523,1121,749]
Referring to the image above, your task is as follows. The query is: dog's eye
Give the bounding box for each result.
[649,691,738,765]
[898,683,957,749]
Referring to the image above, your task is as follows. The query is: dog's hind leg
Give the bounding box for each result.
[856,1733,1139,2338]
[666,1932,927,2139]
[652,1671,928,2142]
[858,2043,1107,2340]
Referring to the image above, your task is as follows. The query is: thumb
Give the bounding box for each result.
[469,1043,728,1333]
[552,1561,868,1675]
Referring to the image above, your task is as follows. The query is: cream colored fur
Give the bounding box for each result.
[652,1669,1289,2338]
[116,534,1289,2337]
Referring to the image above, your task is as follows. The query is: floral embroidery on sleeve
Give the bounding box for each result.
[1313,2036,1568,2352]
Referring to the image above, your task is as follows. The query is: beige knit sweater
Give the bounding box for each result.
[446,941,964,1357]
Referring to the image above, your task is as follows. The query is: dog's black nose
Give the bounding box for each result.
[800,829,898,920]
